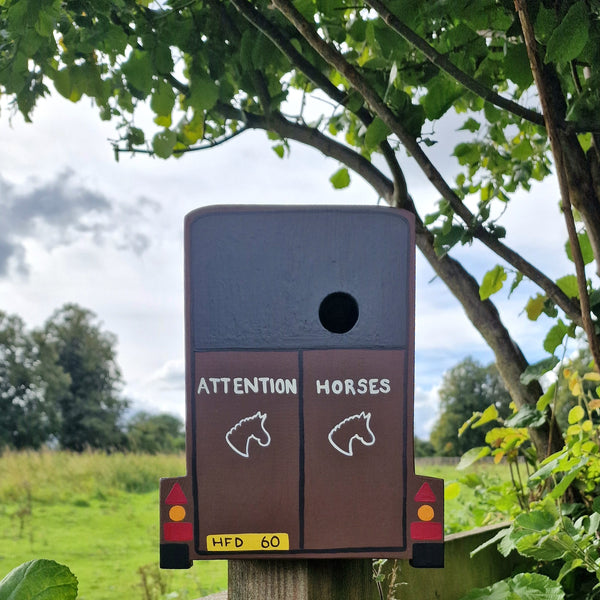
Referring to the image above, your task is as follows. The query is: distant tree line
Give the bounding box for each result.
[424,353,590,457]
[0,303,184,453]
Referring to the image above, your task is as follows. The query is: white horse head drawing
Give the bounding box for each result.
[328,411,375,457]
[225,411,271,458]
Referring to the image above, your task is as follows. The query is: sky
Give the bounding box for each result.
[0,91,577,439]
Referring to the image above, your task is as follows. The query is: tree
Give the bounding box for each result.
[2,0,600,458]
[0,311,69,449]
[126,411,185,454]
[38,304,129,451]
[430,357,512,456]
[414,437,435,458]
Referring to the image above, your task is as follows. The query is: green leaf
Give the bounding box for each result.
[0,559,78,600]
[505,406,546,428]
[457,446,491,470]
[512,139,534,161]
[479,265,507,300]
[459,579,512,600]
[520,357,560,385]
[128,127,145,146]
[420,75,463,120]
[514,507,558,532]
[471,404,499,428]
[504,43,533,89]
[509,272,524,297]
[508,572,564,599]
[556,275,579,298]
[121,50,154,96]
[329,167,350,189]
[272,144,285,159]
[150,80,175,117]
[525,294,546,320]
[545,1,589,64]
[568,405,585,424]
[565,233,594,265]
[188,76,219,111]
[152,129,177,159]
[557,558,584,582]
[453,142,480,166]
[537,382,556,412]
[153,44,174,75]
[458,117,480,133]
[544,319,569,354]
[364,117,390,151]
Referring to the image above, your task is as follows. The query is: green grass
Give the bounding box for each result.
[0,450,226,600]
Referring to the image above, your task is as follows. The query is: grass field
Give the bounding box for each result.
[0,451,225,600]
[0,451,513,599]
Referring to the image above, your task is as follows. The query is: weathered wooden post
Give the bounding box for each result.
[159,206,444,598]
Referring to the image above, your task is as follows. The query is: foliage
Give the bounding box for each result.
[126,411,185,454]
[2,0,600,466]
[0,304,185,453]
[0,559,78,600]
[458,360,600,599]
[0,312,69,450]
[38,304,129,452]
[429,358,511,456]
[413,436,435,457]
[460,572,564,600]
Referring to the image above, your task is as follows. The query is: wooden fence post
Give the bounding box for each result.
[228,559,380,600]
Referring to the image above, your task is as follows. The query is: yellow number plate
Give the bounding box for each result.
[206,533,289,552]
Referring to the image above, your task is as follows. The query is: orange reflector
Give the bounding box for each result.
[411,521,443,541]
[164,522,193,542]
[166,483,188,505]
[414,482,436,503]
[169,505,186,522]
[417,505,434,522]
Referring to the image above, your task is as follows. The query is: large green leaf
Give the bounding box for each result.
[420,75,463,121]
[545,1,589,64]
[504,43,533,89]
[121,50,154,96]
[0,559,78,600]
[507,573,564,600]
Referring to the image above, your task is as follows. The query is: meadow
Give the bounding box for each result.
[0,451,512,600]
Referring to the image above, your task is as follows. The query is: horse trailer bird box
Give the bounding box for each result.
[159,205,444,568]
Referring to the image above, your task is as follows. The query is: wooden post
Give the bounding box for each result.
[228,559,380,600]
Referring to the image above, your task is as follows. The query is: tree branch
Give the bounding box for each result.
[270,0,583,326]
[229,0,409,206]
[514,0,600,370]
[363,0,546,128]
[112,126,249,157]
